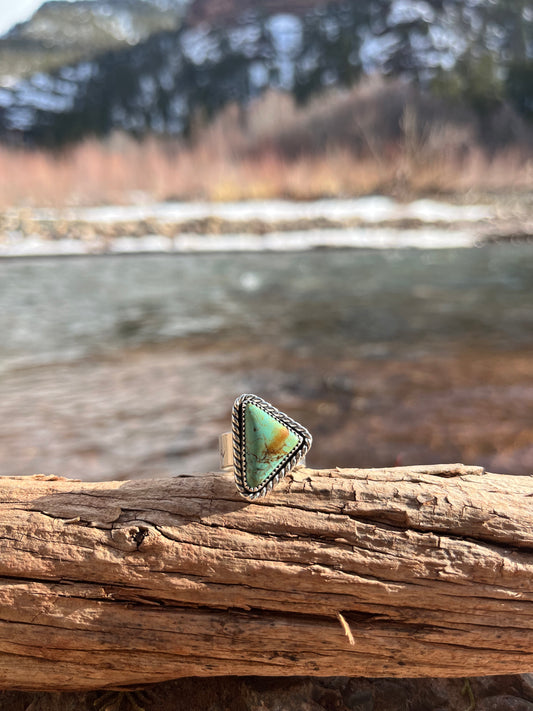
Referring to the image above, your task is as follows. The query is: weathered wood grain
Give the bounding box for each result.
[0,464,531,691]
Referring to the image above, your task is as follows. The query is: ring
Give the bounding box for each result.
[219,394,312,500]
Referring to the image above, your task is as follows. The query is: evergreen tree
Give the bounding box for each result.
[431,0,533,119]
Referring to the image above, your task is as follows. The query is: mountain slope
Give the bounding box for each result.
[0,0,529,146]
[0,0,190,81]
[0,0,369,144]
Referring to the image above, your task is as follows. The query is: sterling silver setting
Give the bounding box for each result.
[220,393,312,500]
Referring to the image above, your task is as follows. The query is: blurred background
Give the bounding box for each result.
[0,0,532,484]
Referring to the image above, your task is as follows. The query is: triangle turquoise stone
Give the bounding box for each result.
[244,403,302,488]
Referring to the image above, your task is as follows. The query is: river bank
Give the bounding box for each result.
[1,196,532,256]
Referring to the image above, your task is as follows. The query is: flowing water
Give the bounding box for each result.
[1,244,532,480]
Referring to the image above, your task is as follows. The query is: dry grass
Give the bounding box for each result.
[1,80,532,207]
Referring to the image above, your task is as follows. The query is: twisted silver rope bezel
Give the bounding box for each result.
[231,393,312,500]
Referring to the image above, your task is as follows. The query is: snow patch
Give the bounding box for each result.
[388,0,436,25]
[181,27,222,65]
[266,14,303,89]
[40,197,492,226]
[228,23,262,57]
[0,227,479,258]
[0,88,14,107]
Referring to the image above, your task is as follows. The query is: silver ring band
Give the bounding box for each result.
[219,432,234,471]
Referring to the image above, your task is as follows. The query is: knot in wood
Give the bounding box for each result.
[111,525,151,552]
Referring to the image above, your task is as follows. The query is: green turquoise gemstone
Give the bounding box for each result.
[244,403,301,488]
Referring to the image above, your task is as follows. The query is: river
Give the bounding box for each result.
[1,244,532,481]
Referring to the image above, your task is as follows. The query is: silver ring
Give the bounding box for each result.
[220,394,312,500]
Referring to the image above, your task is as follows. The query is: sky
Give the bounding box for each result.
[0,0,72,37]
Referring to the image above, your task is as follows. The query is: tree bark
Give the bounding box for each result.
[0,464,532,691]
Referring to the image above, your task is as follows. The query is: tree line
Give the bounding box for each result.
[1,0,531,146]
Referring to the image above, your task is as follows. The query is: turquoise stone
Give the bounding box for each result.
[244,403,301,488]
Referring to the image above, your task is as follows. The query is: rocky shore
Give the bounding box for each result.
[1,197,532,256]
[3,672,533,711]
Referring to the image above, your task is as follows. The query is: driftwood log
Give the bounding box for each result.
[0,464,532,691]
